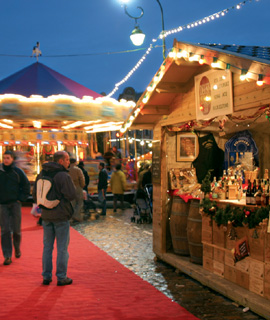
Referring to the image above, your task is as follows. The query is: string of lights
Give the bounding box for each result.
[0,47,157,58]
[107,0,260,97]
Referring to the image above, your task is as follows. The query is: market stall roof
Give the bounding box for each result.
[0,62,102,99]
[120,40,270,134]
[0,62,135,132]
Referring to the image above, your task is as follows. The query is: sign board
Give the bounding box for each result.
[195,69,233,120]
[152,140,161,184]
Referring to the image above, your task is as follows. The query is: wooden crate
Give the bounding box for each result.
[203,256,213,272]
[265,282,270,300]
[250,276,264,296]
[235,269,249,290]
[235,257,250,273]
[224,250,235,267]
[248,226,266,262]
[224,265,237,284]
[202,215,212,244]
[265,263,270,283]
[214,247,225,264]
[265,232,270,263]
[213,260,224,277]
[203,243,213,259]
[212,222,226,248]
[249,258,264,280]
[226,226,248,250]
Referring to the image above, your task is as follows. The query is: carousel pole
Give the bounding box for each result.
[134,131,138,181]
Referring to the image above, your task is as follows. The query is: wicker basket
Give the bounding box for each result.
[244,170,258,183]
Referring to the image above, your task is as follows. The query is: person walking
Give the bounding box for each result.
[0,150,30,265]
[110,163,126,212]
[78,161,89,192]
[137,163,149,190]
[68,158,85,222]
[97,162,108,216]
[32,151,76,286]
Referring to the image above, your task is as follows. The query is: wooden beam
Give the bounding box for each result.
[156,82,189,93]
[140,106,170,115]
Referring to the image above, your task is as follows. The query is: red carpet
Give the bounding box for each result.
[0,208,198,320]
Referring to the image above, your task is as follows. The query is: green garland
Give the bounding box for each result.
[201,198,270,229]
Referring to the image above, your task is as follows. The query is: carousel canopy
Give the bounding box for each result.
[0,62,101,99]
[0,62,135,132]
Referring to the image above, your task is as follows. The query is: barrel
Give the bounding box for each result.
[169,196,190,256]
[187,199,202,264]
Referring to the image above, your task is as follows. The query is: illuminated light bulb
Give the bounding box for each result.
[236,4,241,9]
[120,127,125,133]
[140,140,145,146]
[181,50,188,58]
[148,143,152,147]
[199,105,204,111]
[176,50,182,58]
[205,96,211,102]
[240,70,247,81]
[199,55,205,65]
[213,84,218,90]
[257,74,264,86]
[142,96,149,103]
[129,139,133,144]
[147,85,154,92]
[168,51,176,58]
[211,57,219,68]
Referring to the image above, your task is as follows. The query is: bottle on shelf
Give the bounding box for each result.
[250,180,257,205]
[246,180,251,205]
[266,183,270,206]
[255,179,262,206]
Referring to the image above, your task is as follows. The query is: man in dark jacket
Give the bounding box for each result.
[32,151,76,286]
[78,161,89,192]
[0,150,30,265]
[97,162,108,216]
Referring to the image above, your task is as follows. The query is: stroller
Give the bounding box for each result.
[131,184,153,224]
[83,191,99,220]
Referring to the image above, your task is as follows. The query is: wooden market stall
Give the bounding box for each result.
[121,40,270,318]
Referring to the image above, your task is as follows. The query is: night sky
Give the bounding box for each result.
[0,0,269,98]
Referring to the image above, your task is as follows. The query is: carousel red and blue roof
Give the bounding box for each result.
[0,62,135,134]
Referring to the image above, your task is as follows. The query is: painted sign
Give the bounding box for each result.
[152,140,161,184]
[195,70,233,120]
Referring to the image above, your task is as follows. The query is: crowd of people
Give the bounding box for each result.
[0,146,151,287]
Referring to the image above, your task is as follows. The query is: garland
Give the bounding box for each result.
[201,198,269,229]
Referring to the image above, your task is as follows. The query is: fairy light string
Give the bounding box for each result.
[108,0,261,97]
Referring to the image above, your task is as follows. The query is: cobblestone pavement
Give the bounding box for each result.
[72,208,266,320]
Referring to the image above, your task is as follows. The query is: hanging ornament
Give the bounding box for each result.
[228,226,237,240]
[252,229,259,239]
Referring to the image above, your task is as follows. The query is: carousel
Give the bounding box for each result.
[0,62,135,183]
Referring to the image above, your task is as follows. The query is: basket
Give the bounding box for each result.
[244,170,258,183]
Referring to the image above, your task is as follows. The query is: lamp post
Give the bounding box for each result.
[123,0,166,60]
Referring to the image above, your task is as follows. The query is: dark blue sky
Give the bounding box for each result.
[0,0,269,98]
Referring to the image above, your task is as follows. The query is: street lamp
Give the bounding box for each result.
[123,0,166,60]
[124,5,145,46]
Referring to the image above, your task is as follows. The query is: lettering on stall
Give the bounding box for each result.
[152,141,161,184]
